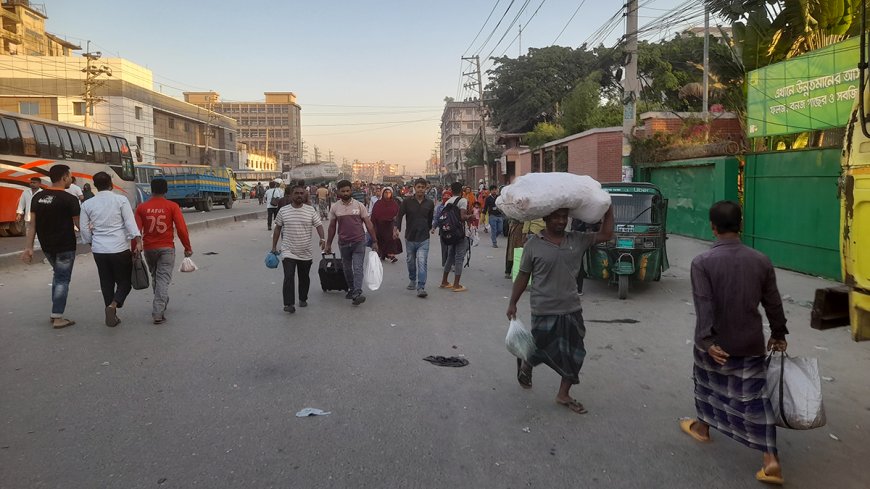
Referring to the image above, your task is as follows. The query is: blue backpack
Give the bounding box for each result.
[437,201,465,245]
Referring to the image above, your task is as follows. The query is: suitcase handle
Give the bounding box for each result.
[322,252,336,258]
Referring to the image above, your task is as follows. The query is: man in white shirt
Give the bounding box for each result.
[16,177,42,229]
[66,176,85,202]
[271,183,327,313]
[264,181,284,231]
[80,171,142,327]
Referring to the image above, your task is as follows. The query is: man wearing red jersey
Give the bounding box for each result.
[135,178,193,324]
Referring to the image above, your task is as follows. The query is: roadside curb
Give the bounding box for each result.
[0,211,265,271]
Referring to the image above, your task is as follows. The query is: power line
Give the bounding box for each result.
[552,0,588,45]
[473,0,517,56]
[483,0,531,62]
[495,0,548,59]
[462,0,502,57]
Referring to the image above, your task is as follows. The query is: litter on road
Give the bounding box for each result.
[422,356,469,367]
[295,408,331,417]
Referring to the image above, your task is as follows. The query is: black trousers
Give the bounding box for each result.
[267,208,278,229]
[282,258,312,306]
[93,250,133,308]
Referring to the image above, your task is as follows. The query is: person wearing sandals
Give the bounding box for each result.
[438,182,470,292]
[371,187,401,263]
[506,206,613,414]
[680,201,789,485]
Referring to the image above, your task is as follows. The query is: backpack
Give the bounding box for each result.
[438,199,465,245]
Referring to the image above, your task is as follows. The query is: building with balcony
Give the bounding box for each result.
[184,91,302,172]
[440,99,495,183]
[1,0,78,56]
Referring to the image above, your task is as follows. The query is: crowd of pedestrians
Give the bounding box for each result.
[17,164,793,484]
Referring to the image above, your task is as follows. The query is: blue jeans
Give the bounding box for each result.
[44,250,76,318]
[339,240,366,295]
[489,215,504,245]
[405,239,430,290]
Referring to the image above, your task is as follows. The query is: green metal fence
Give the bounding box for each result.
[743,149,841,280]
[637,156,740,240]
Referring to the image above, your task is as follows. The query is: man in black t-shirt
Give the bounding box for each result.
[21,164,81,329]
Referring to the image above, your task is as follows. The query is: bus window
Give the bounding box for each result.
[30,124,51,158]
[44,125,64,159]
[18,122,37,157]
[117,138,135,181]
[67,129,85,159]
[56,128,75,159]
[90,134,105,163]
[0,118,21,154]
[106,136,121,165]
[121,156,135,181]
[79,131,94,161]
[0,117,7,154]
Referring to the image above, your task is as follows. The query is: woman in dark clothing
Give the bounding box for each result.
[370,187,402,262]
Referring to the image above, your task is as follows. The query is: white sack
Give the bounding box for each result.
[496,172,611,222]
[364,249,383,291]
[765,353,826,430]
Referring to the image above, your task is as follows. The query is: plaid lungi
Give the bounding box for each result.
[693,348,777,454]
[529,310,586,384]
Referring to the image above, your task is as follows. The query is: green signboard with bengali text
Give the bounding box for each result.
[747,36,860,138]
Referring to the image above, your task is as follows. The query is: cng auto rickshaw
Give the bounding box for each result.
[585,183,669,299]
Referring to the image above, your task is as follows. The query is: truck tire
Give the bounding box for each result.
[0,227,10,237]
[194,202,203,212]
[225,197,234,209]
[203,195,213,212]
[617,275,629,300]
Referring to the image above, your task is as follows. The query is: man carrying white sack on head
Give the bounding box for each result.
[503,172,613,414]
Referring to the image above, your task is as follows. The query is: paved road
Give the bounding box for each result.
[0,220,867,489]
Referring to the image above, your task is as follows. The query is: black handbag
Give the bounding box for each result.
[131,252,150,290]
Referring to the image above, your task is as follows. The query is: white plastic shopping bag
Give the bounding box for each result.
[364,249,383,290]
[179,257,198,272]
[765,353,826,430]
[505,318,536,362]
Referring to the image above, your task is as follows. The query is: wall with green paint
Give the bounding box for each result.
[637,156,739,241]
[743,149,841,280]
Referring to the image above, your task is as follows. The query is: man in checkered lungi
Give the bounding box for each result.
[681,201,789,485]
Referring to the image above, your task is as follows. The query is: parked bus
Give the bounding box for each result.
[0,110,137,236]
[135,163,237,211]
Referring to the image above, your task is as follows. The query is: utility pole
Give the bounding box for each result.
[702,6,710,118]
[81,41,111,128]
[202,91,219,166]
[621,0,639,182]
[461,54,488,185]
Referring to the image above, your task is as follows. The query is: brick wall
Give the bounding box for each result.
[640,112,743,143]
[515,128,623,182]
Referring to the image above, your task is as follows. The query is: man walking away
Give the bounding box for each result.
[272,183,327,313]
[326,180,379,306]
[80,171,142,327]
[21,165,80,329]
[16,176,42,235]
[438,182,470,292]
[316,184,330,218]
[257,182,266,205]
[680,200,788,485]
[484,185,504,248]
[264,181,284,231]
[507,206,614,414]
[395,178,435,298]
[135,178,193,324]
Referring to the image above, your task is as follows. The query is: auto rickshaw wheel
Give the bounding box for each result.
[617,275,629,300]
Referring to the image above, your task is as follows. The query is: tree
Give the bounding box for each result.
[525,122,567,149]
[486,46,613,132]
[560,73,623,134]
[464,136,503,167]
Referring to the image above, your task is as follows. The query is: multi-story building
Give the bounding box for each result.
[351,160,399,183]
[440,99,495,183]
[238,144,277,172]
[0,55,238,167]
[184,91,302,172]
[1,0,78,56]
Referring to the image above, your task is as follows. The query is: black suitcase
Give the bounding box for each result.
[319,253,348,292]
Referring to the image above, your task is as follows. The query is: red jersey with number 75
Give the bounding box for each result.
[135,196,192,252]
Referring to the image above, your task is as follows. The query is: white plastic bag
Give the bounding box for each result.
[496,172,612,222]
[505,318,536,362]
[765,353,826,430]
[179,257,198,273]
[364,249,383,291]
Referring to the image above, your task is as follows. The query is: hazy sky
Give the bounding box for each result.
[44,0,696,172]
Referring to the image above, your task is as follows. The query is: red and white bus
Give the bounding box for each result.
[0,110,139,236]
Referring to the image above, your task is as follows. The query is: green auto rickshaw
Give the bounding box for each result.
[584,182,669,299]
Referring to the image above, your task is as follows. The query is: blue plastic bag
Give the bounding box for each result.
[265,251,280,269]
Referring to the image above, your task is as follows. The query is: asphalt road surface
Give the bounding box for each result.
[1,219,868,489]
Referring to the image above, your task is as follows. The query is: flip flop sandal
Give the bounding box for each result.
[755,468,784,485]
[452,286,468,292]
[679,418,711,442]
[52,319,75,329]
[516,358,532,389]
[438,284,454,289]
[556,398,588,414]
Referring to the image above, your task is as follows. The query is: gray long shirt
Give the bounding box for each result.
[690,238,788,357]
